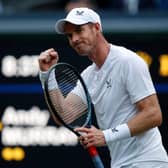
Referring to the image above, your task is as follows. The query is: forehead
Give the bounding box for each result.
[64,22,77,28]
[63,22,89,33]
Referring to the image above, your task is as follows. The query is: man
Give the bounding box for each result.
[38,7,168,168]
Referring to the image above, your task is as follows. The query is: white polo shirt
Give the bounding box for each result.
[72,44,168,167]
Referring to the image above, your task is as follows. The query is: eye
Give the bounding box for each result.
[75,26,82,33]
[66,33,72,39]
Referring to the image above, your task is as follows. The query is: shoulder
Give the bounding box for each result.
[112,45,144,63]
[112,45,148,70]
[80,63,95,78]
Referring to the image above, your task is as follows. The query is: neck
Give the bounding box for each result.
[88,36,110,69]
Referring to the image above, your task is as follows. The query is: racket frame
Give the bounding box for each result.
[44,63,92,136]
[43,63,104,168]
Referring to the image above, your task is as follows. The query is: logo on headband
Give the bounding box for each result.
[76,10,84,16]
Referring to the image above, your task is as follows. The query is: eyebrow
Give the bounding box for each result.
[64,25,82,36]
[64,23,93,36]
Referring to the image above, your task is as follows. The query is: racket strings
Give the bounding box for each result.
[48,66,89,127]
[49,90,87,125]
[56,69,77,95]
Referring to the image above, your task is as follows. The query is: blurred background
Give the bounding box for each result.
[0,0,168,168]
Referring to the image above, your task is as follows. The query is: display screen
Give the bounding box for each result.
[0,33,167,168]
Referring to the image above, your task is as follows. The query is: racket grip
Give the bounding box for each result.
[87,146,104,168]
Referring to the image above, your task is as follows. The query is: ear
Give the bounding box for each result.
[94,23,101,32]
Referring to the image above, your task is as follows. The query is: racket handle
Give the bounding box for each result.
[87,146,104,168]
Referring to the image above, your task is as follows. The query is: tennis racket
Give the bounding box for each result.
[43,62,104,168]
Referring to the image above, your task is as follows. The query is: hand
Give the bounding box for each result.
[75,126,106,148]
[38,48,59,71]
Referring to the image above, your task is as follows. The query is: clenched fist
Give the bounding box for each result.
[38,48,59,71]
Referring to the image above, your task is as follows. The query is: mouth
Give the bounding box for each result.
[74,44,87,55]
[74,43,84,51]
[75,42,83,48]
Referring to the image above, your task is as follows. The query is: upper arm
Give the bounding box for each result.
[66,92,87,110]
[128,94,162,136]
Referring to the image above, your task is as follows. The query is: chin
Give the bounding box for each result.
[74,45,90,56]
[76,50,88,56]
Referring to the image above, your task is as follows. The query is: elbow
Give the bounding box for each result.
[156,113,162,127]
[151,109,163,127]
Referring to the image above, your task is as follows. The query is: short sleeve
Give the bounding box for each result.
[71,80,87,105]
[70,69,90,105]
[122,54,156,104]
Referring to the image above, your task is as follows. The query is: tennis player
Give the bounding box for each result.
[38,7,168,168]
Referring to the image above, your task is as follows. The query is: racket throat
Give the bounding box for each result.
[87,146,98,157]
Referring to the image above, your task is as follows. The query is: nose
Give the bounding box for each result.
[71,33,79,44]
